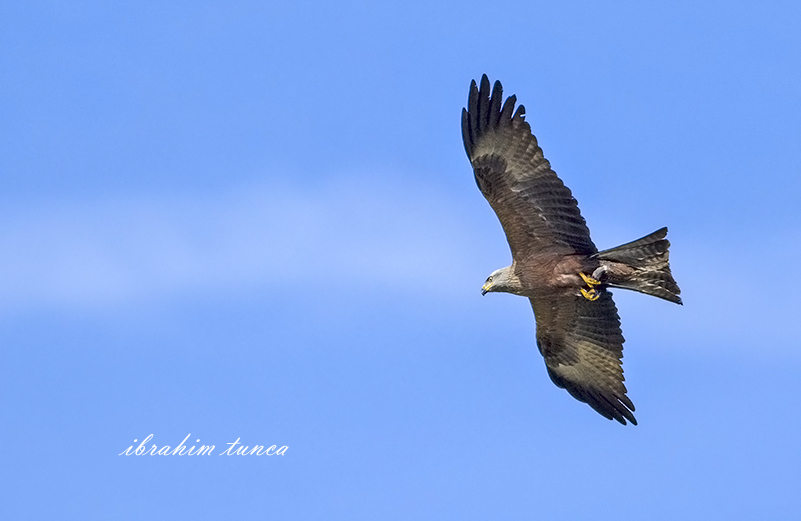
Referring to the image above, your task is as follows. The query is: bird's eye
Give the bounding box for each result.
[487,277,493,283]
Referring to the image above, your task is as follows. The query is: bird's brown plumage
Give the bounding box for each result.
[462,76,596,258]
[462,75,646,425]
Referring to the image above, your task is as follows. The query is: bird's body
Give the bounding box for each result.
[462,75,681,425]
[487,253,590,297]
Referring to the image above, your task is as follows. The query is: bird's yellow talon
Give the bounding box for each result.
[581,288,600,301]
[580,272,600,286]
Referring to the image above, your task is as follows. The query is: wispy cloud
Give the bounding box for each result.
[2,172,798,354]
[0,175,497,313]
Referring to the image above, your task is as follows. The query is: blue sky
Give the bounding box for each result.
[2,1,800,519]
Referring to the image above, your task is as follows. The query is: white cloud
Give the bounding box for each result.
[0,176,500,313]
[4,172,797,355]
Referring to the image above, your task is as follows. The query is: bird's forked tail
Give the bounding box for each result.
[592,227,682,305]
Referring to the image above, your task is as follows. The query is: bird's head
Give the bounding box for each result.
[482,266,518,295]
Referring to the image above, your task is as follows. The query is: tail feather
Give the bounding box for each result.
[593,227,682,305]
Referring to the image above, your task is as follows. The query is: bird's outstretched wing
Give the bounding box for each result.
[462,75,596,258]
[530,290,636,425]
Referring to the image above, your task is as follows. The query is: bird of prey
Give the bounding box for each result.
[462,75,681,425]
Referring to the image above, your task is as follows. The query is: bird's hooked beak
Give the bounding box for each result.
[481,282,491,296]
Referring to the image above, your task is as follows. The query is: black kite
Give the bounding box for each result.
[462,75,682,425]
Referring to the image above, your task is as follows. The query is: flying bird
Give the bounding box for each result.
[462,75,681,425]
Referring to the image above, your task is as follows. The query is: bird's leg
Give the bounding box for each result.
[580,272,601,287]
[580,272,601,301]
